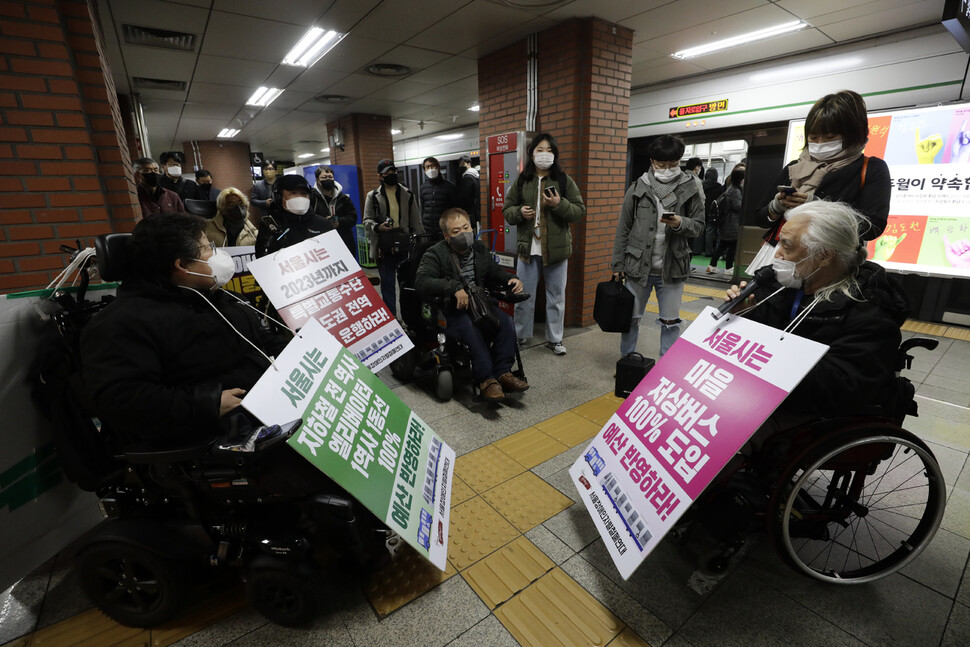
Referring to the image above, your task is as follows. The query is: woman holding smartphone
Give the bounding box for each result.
[751,89,890,270]
[503,133,586,355]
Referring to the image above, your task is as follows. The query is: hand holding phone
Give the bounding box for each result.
[660,211,676,221]
[777,185,796,195]
[543,186,558,198]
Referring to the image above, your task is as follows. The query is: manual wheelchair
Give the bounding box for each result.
[388,232,528,401]
[34,235,390,628]
[677,336,946,584]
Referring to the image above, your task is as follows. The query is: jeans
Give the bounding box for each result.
[443,309,516,382]
[514,255,567,343]
[378,257,399,316]
[710,239,737,270]
[620,275,685,358]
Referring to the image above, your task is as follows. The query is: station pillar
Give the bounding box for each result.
[326,114,394,210]
[478,17,633,327]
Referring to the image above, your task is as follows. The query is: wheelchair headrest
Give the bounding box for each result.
[95,233,131,282]
[184,199,218,218]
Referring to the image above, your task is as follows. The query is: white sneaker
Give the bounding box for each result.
[548,342,567,355]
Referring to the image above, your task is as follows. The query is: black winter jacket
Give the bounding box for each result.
[419,177,460,235]
[458,169,481,227]
[415,240,517,308]
[254,202,334,258]
[159,175,199,203]
[80,278,290,448]
[744,261,909,418]
[313,181,358,256]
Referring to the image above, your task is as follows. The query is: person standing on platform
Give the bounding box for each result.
[313,165,358,256]
[707,166,744,275]
[194,170,220,201]
[457,155,481,231]
[158,151,198,203]
[250,161,278,221]
[207,188,258,247]
[134,157,184,219]
[419,156,460,239]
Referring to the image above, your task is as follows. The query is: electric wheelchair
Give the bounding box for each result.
[676,336,946,583]
[388,232,528,401]
[33,235,390,628]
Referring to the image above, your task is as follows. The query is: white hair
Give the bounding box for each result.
[785,201,869,302]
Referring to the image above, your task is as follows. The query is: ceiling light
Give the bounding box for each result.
[217,128,239,138]
[436,133,463,140]
[297,153,315,159]
[321,147,330,153]
[469,104,480,111]
[282,27,345,68]
[672,21,808,60]
[390,129,402,135]
[246,87,284,107]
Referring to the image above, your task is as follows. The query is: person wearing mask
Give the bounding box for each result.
[207,188,258,247]
[254,174,332,257]
[612,134,705,358]
[194,170,220,201]
[457,155,481,231]
[134,156,184,219]
[313,166,358,256]
[752,90,890,270]
[250,161,278,221]
[415,208,527,400]
[699,167,724,256]
[363,159,424,316]
[503,133,586,355]
[419,156,460,239]
[158,151,198,203]
[707,166,745,275]
[685,157,704,178]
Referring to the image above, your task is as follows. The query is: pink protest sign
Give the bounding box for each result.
[570,305,828,579]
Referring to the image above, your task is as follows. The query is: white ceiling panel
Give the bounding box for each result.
[815,1,943,41]
[545,0,674,23]
[120,46,197,82]
[352,0,471,44]
[186,82,251,105]
[213,0,330,26]
[369,45,452,73]
[192,54,276,86]
[308,34,397,73]
[632,58,707,87]
[408,84,478,107]
[285,68,348,94]
[365,79,441,102]
[325,73,395,97]
[202,11,306,63]
[180,102,239,121]
[776,0,882,20]
[175,118,234,142]
[623,0,769,43]
[640,4,809,55]
[108,0,210,35]
[699,28,835,70]
[344,98,427,118]
[406,56,477,86]
[405,2,536,55]
[317,0,385,34]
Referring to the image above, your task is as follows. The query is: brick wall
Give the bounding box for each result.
[0,0,138,293]
[182,139,253,202]
[328,113,392,208]
[477,18,632,326]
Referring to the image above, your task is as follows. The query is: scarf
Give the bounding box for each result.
[644,170,689,211]
[787,143,865,194]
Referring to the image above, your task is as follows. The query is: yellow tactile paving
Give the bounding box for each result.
[449,474,476,507]
[494,426,569,469]
[454,444,527,493]
[534,410,600,447]
[151,585,248,646]
[448,496,520,570]
[944,326,970,342]
[461,536,554,609]
[902,320,949,336]
[684,285,725,298]
[608,627,653,647]
[494,568,625,647]
[366,542,457,617]
[30,608,149,646]
[481,471,574,533]
[571,394,622,426]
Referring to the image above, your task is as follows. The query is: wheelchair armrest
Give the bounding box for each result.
[493,290,531,304]
[120,440,214,465]
[896,337,939,372]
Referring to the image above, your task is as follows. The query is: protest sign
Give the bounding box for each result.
[241,318,452,570]
[221,246,263,306]
[247,231,412,373]
[570,306,828,579]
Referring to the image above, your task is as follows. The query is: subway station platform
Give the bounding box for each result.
[1,279,969,647]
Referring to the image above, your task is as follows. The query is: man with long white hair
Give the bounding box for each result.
[726,201,909,418]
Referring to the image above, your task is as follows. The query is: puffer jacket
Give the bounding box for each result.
[744,261,910,417]
[503,173,585,265]
[611,173,705,285]
[415,239,518,306]
[419,177,460,235]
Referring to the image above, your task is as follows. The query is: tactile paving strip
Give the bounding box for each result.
[150,585,248,646]
[684,284,726,298]
[494,426,569,469]
[945,326,970,341]
[902,320,949,336]
[30,608,149,646]
[571,394,623,426]
[534,411,600,447]
[461,536,554,609]
[481,471,573,533]
[366,542,457,617]
[448,496,520,570]
[449,474,476,507]
[454,444,526,492]
[493,568,624,647]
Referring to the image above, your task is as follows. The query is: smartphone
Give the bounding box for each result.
[261,215,280,232]
[777,185,796,195]
[661,211,676,220]
[543,186,558,198]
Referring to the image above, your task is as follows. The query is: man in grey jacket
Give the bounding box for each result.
[612,134,705,358]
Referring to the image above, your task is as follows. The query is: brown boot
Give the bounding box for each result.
[497,372,529,392]
[479,378,505,400]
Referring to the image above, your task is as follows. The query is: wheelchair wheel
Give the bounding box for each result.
[771,428,945,584]
[435,369,453,402]
[390,348,416,381]
[77,540,189,627]
[246,563,320,627]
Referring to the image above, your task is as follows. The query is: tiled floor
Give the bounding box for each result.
[2,281,969,647]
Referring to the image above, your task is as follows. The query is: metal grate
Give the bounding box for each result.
[122,24,197,51]
[132,77,187,91]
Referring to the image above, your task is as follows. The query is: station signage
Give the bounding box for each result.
[668,99,729,119]
[487,133,517,154]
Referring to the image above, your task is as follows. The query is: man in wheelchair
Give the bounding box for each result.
[415,208,529,400]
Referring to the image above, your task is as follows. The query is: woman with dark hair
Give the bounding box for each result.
[707,166,745,275]
[503,133,586,355]
[751,90,890,270]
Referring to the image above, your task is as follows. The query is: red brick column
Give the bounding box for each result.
[0,0,139,293]
[327,113,392,208]
[478,18,632,327]
[182,140,254,199]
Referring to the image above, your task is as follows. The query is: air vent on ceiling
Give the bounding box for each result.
[123,24,197,51]
[315,94,352,103]
[133,77,187,92]
[365,63,412,77]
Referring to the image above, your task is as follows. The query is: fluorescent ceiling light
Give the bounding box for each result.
[297,153,315,159]
[672,21,807,60]
[469,104,480,111]
[749,56,863,82]
[390,129,402,135]
[321,147,330,153]
[282,27,345,67]
[246,87,284,107]
[436,133,463,140]
[217,128,239,138]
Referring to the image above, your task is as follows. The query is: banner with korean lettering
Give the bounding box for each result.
[570,306,827,579]
[246,231,413,373]
[220,246,263,306]
[241,318,452,570]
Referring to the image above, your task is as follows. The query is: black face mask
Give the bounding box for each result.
[320,179,336,191]
[143,172,158,188]
[382,174,398,186]
[228,204,246,219]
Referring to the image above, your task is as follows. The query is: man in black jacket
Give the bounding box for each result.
[313,165,358,256]
[457,155,481,231]
[254,174,333,257]
[419,156,460,239]
[415,208,527,400]
[158,151,199,203]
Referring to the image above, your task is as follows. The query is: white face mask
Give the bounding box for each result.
[771,255,814,289]
[185,248,236,288]
[425,168,439,179]
[534,152,555,170]
[808,139,843,161]
[167,165,182,178]
[285,196,310,215]
[653,167,682,183]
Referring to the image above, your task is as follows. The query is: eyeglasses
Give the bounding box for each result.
[198,241,216,255]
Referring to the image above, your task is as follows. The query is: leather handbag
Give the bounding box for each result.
[378,227,409,259]
[451,252,501,334]
[594,276,634,333]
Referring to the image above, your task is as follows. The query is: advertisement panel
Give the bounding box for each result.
[570,306,827,579]
[241,318,452,570]
[784,102,970,278]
